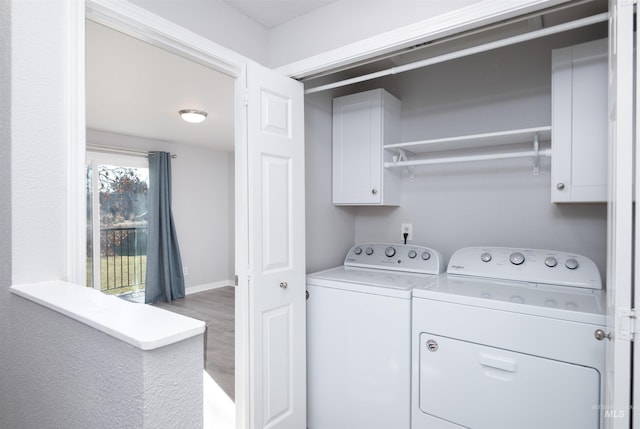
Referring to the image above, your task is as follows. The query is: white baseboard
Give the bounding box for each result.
[185,280,235,295]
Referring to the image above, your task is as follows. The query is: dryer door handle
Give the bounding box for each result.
[479,354,517,373]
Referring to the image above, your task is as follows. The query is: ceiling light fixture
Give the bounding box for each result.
[179,109,208,123]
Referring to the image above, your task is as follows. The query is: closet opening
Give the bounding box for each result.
[301,0,608,94]
[85,16,237,411]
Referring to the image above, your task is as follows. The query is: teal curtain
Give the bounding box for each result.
[145,151,185,303]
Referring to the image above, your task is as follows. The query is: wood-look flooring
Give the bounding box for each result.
[154,286,235,400]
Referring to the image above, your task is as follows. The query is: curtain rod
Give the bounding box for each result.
[304,12,608,95]
[86,144,177,159]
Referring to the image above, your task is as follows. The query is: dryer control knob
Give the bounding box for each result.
[544,257,558,268]
[365,247,374,256]
[565,258,579,270]
[385,247,396,257]
[408,250,417,259]
[509,252,525,265]
[421,251,431,261]
[480,252,492,262]
[354,247,363,255]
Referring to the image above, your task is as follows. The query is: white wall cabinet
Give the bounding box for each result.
[551,38,608,203]
[332,88,401,205]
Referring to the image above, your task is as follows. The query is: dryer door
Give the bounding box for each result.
[418,333,600,429]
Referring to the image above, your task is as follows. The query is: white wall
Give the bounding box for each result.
[304,27,609,279]
[10,0,68,285]
[268,0,484,68]
[129,0,268,66]
[87,129,235,290]
[3,0,84,424]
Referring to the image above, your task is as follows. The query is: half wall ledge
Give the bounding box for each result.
[10,280,206,350]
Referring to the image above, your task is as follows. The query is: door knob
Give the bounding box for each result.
[279,282,288,289]
[594,329,611,341]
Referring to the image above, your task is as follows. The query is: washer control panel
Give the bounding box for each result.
[448,247,602,289]
[344,243,445,274]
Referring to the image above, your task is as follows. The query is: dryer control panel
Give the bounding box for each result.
[448,247,602,289]
[344,243,445,275]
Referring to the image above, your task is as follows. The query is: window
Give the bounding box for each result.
[87,151,149,301]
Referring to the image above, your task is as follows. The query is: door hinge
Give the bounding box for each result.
[243,89,249,107]
[618,308,636,341]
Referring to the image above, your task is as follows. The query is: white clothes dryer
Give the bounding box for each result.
[307,243,444,429]
[411,247,606,429]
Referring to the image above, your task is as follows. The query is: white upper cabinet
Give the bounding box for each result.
[551,38,608,203]
[332,88,401,205]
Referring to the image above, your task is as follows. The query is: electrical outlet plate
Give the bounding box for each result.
[401,223,413,241]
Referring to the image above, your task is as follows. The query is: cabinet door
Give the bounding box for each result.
[332,89,401,205]
[332,90,384,204]
[552,38,608,203]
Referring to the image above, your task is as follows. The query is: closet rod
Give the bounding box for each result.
[305,12,608,95]
[384,148,551,168]
[86,144,177,159]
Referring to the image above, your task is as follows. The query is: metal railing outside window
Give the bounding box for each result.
[99,226,147,294]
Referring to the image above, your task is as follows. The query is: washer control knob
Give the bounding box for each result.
[385,247,396,257]
[354,247,363,255]
[421,251,431,261]
[408,250,417,259]
[544,257,558,268]
[509,252,525,265]
[365,247,374,256]
[480,252,492,262]
[565,258,579,270]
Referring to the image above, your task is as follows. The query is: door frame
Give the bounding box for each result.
[72,0,253,424]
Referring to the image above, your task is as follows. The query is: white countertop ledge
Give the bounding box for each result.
[10,281,206,350]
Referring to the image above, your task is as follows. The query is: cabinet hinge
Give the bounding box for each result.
[618,308,636,341]
[243,89,249,107]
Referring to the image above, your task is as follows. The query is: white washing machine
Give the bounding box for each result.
[307,243,444,429]
[412,247,606,429]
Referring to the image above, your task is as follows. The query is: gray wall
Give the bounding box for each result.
[304,27,608,280]
[305,92,357,273]
[0,0,11,420]
[228,152,235,279]
[87,129,235,290]
[6,294,202,428]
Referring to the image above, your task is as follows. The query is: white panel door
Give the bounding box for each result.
[243,61,306,429]
[635,3,640,426]
[605,0,633,427]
